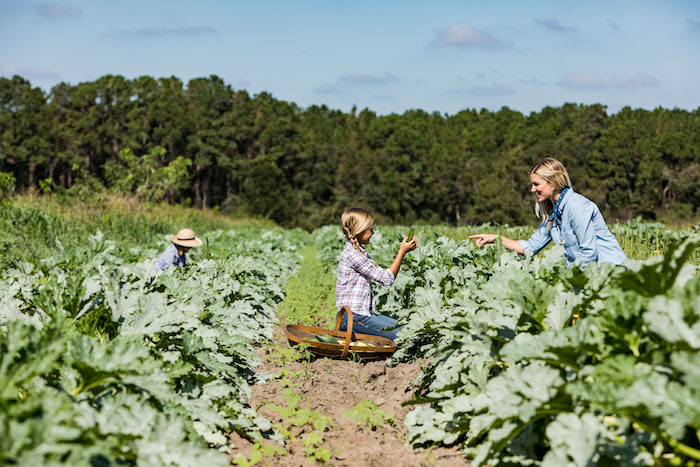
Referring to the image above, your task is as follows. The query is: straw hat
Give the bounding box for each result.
[171,228,203,247]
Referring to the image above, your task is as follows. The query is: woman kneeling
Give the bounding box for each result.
[335,208,417,340]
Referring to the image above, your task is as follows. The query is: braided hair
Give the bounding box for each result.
[340,207,379,268]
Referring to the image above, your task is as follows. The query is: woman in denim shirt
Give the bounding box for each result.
[470,158,627,266]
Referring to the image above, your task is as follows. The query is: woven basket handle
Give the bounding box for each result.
[334,306,354,358]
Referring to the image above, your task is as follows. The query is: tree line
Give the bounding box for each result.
[1,74,698,229]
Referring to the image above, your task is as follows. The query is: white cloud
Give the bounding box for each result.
[606,19,619,31]
[35,3,81,19]
[113,26,219,38]
[469,84,515,96]
[559,72,607,89]
[446,87,468,95]
[431,23,507,49]
[0,62,60,81]
[612,74,659,88]
[338,72,398,86]
[314,83,343,94]
[558,72,658,90]
[316,71,398,96]
[519,77,546,86]
[0,63,20,74]
[230,77,250,89]
[371,93,395,102]
[535,18,577,33]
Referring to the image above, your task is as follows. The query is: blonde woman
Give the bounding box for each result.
[469,158,627,266]
[336,207,417,340]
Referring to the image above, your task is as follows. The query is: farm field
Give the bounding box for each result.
[1,197,699,466]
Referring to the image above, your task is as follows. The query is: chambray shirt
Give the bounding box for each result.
[152,243,187,274]
[336,241,395,317]
[518,189,627,266]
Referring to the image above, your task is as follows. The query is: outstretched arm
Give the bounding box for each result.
[388,236,418,277]
[469,234,525,254]
[471,221,552,257]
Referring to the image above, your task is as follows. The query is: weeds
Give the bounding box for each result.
[232,441,286,467]
[263,337,311,368]
[276,244,336,327]
[343,400,395,431]
[266,388,336,463]
[1,194,276,270]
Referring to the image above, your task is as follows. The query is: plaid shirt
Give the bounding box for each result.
[336,241,395,317]
[152,243,187,274]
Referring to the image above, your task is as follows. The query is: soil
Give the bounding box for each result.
[228,326,469,467]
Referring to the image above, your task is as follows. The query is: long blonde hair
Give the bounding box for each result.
[340,207,378,267]
[531,158,573,225]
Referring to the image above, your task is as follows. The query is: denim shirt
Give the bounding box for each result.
[152,243,187,274]
[518,189,627,266]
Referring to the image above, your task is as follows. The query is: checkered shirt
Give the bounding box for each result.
[335,241,395,317]
[152,243,187,274]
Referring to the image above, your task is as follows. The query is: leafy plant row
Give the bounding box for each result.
[313,223,700,466]
[0,228,308,466]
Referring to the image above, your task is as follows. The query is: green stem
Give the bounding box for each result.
[667,438,700,461]
[632,418,700,461]
[488,406,570,455]
[70,382,85,397]
[70,376,112,397]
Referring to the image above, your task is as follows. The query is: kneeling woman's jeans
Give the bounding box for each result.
[337,312,402,341]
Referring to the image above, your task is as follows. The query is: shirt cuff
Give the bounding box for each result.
[518,240,533,257]
[381,268,395,286]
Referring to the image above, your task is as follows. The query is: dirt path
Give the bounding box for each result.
[228,326,469,466]
[227,244,468,466]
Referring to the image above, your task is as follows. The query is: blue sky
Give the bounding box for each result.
[2,1,699,115]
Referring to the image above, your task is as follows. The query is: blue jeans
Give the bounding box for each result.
[337,312,402,341]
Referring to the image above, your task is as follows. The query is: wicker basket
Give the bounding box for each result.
[284,306,397,360]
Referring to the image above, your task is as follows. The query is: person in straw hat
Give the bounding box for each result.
[152,228,203,274]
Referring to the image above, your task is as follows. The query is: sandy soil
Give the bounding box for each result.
[228,326,469,467]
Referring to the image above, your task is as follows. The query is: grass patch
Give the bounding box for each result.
[277,244,336,328]
[0,193,276,268]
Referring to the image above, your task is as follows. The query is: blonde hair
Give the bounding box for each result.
[340,207,378,267]
[531,158,573,226]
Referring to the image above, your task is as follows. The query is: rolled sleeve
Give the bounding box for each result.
[347,249,395,287]
[520,222,552,256]
[571,203,599,265]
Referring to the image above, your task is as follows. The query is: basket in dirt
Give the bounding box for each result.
[284,306,397,360]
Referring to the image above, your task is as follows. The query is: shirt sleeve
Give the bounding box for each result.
[152,246,174,274]
[346,248,395,287]
[570,202,599,265]
[518,221,552,256]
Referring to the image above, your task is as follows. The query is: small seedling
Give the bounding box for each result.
[302,431,335,463]
[265,387,335,460]
[264,339,311,367]
[232,441,286,467]
[343,400,394,430]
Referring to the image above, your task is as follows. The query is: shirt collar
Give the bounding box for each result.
[344,239,366,253]
[557,187,573,212]
[546,187,572,228]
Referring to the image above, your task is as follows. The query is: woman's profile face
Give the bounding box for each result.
[530,172,555,202]
[358,226,374,245]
